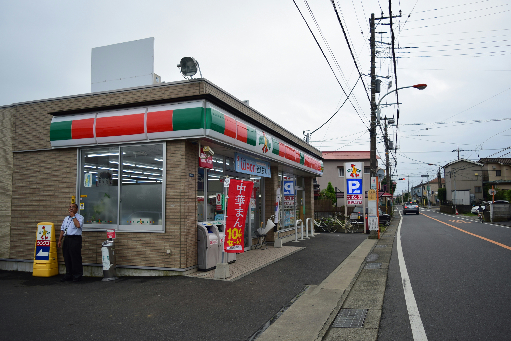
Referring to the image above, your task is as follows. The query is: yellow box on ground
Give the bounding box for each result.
[33,222,59,277]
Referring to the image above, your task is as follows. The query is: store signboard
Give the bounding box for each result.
[234,153,271,178]
[225,179,253,253]
[283,195,295,209]
[283,180,295,195]
[345,162,363,206]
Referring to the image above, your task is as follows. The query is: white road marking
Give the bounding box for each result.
[397,211,428,341]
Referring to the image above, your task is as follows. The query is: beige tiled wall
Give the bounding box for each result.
[0,107,14,258]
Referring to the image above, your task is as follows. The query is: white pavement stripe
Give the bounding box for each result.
[397,211,428,341]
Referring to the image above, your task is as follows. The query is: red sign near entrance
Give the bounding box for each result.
[224,179,253,253]
[199,147,213,169]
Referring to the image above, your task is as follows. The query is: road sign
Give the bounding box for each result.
[488,189,497,195]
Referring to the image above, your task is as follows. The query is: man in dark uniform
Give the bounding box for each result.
[58,203,84,282]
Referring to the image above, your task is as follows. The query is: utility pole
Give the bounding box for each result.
[384,117,390,194]
[370,13,377,177]
[437,167,442,204]
[369,11,401,177]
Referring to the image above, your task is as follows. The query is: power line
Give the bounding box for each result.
[291,0,364,121]
[409,3,508,22]
[330,0,371,104]
[310,75,366,135]
[404,9,511,30]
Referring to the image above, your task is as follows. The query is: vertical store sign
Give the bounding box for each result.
[225,179,253,253]
[345,162,363,206]
[367,188,378,231]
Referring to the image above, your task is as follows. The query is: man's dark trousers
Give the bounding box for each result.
[63,235,83,280]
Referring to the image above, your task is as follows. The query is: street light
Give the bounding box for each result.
[377,84,427,123]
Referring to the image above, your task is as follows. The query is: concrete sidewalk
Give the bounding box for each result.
[254,216,400,341]
[257,239,376,341]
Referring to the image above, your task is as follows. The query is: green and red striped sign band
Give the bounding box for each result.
[50,118,94,141]
[50,102,323,174]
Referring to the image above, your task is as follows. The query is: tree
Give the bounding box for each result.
[319,182,336,206]
[437,187,446,204]
[380,178,396,195]
[403,192,410,203]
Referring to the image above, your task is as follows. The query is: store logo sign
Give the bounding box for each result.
[283,180,295,195]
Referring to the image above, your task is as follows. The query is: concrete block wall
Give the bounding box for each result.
[0,107,14,258]
[10,149,77,261]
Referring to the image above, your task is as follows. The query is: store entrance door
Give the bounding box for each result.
[247,177,263,250]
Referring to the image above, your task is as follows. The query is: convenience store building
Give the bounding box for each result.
[0,79,323,275]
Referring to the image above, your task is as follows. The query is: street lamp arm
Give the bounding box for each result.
[378,84,427,108]
[377,84,427,122]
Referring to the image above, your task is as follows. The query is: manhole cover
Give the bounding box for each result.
[332,309,368,328]
[375,245,388,248]
[365,262,381,269]
[366,253,379,262]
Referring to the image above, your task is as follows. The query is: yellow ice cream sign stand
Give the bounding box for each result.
[33,222,58,277]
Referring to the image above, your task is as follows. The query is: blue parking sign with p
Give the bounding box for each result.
[347,179,362,194]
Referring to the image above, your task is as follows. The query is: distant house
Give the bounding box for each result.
[479,158,511,191]
[443,159,483,204]
[411,178,445,205]
[317,151,380,207]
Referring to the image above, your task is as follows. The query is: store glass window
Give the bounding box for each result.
[79,143,165,232]
[119,144,163,230]
[207,170,225,221]
[80,147,119,225]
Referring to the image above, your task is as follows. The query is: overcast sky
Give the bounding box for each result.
[1,0,509,194]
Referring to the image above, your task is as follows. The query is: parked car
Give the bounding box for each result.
[349,206,365,226]
[493,200,509,204]
[350,206,391,226]
[471,205,484,214]
[403,202,419,215]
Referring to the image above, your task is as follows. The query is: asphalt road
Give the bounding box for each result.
[0,232,366,341]
[379,209,511,340]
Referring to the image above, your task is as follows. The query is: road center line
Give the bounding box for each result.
[397,211,428,341]
[422,214,511,251]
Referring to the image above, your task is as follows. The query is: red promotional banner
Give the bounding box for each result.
[224,179,253,253]
[199,147,213,169]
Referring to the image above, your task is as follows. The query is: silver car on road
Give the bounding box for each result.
[403,202,419,215]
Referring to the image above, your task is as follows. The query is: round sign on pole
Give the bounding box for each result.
[488,189,497,195]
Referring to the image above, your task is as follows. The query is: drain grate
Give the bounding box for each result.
[366,253,379,262]
[365,262,382,269]
[332,309,368,328]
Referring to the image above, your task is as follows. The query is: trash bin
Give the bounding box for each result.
[197,222,220,270]
[101,239,117,281]
[211,221,236,264]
